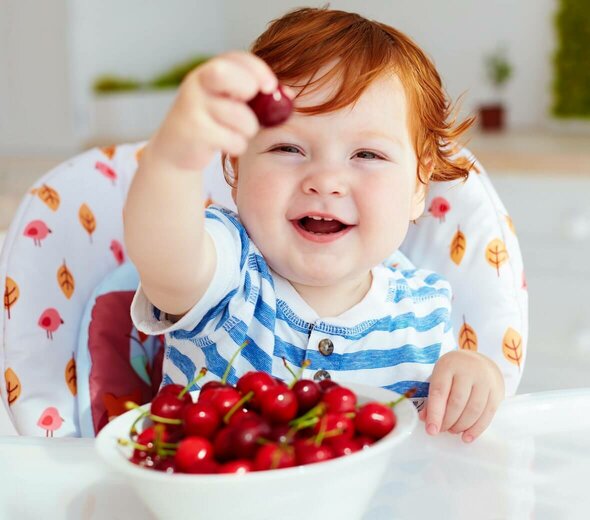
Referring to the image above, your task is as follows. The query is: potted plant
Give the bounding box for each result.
[479,47,513,131]
[90,56,210,144]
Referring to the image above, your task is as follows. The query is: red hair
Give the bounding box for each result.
[224,7,474,184]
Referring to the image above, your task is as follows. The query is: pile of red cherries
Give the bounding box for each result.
[122,347,411,475]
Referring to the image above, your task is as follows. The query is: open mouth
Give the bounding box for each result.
[296,216,349,235]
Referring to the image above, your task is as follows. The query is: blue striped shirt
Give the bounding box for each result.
[131,206,457,401]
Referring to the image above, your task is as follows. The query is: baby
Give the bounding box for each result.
[125,7,504,443]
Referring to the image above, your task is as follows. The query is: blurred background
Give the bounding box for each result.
[1,0,589,394]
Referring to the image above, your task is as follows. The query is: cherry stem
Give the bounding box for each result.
[285,358,311,389]
[221,340,249,384]
[282,357,298,380]
[129,409,150,437]
[314,416,328,446]
[178,367,208,398]
[149,414,182,425]
[289,402,326,428]
[223,390,255,424]
[386,388,418,408]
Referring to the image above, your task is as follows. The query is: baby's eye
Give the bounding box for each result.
[355,150,383,160]
[271,145,301,154]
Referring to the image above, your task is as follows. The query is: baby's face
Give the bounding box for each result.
[232,73,425,289]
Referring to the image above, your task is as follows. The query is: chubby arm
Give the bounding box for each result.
[124,52,277,316]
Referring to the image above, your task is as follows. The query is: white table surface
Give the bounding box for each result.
[1,388,589,520]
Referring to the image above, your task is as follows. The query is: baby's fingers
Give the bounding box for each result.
[425,372,452,436]
[447,384,489,435]
[461,397,499,443]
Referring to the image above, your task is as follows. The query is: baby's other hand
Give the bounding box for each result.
[150,51,279,172]
[420,350,505,443]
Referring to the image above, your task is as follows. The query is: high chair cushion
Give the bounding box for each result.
[0,142,527,436]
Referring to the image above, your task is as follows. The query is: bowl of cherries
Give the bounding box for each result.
[96,355,418,520]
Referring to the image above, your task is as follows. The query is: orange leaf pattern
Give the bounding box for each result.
[505,215,516,234]
[100,145,116,160]
[79,203,96,242]
[32,184,60,211]
[485,238,508,276]
[502,327,523,369]
[450,226,466,265]
[459,316,478,351]
[5,368,21,406]
[4,277,19,319]
[57,260,75,299]
[65,356,77,396]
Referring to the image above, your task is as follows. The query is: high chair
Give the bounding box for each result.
[0,142,528,437]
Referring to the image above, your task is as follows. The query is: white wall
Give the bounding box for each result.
[0,0,77,155]
[0,0,559,154]
[222,0,557,129]
[69,0,227,145]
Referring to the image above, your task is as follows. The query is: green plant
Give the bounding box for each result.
[552,0,590,118]
[148,55,211,89]
[93,75,142,93]
[484,47,513,89]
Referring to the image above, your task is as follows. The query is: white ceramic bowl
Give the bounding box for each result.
[96,382,417,520]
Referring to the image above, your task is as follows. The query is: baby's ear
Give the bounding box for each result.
[410,159,432,220]
[228,156,239,203]
[410,180,427,221]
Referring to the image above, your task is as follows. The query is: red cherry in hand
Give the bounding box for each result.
[322,385,357,414]
[182,402,220,439]
[248,85,293,127]
[354,402,396,439]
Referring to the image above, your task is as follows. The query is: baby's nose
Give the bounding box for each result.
[301,168,348,196]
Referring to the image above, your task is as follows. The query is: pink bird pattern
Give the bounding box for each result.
[38,308,64,339]
[23,220,52,246]
[37,407,64,437]
[428,196,451,223]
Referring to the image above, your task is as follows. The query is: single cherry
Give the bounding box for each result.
[231,415,272,459]
[199,386,242,417]
[312,413,355,440]
[327,437,361,457]
[218,459,253,474]
[248,84,293,127]
[259,386,298,423]
[157,383,193,405]
[182,401,221,439]
[294,441,335,466]
[253,443,296,471]
[354,402,395,439]
[150,392,188,421]
[213,425,236,462]
[291,379,321,415]
[174,436,216,474]
[318,379,338,391]
[236,371,277,409]
[322,385,357,414]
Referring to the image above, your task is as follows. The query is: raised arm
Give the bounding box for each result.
[124,52,277,316]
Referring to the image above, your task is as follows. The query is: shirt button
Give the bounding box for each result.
[318,338,334,356]
[313,369,331,381]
